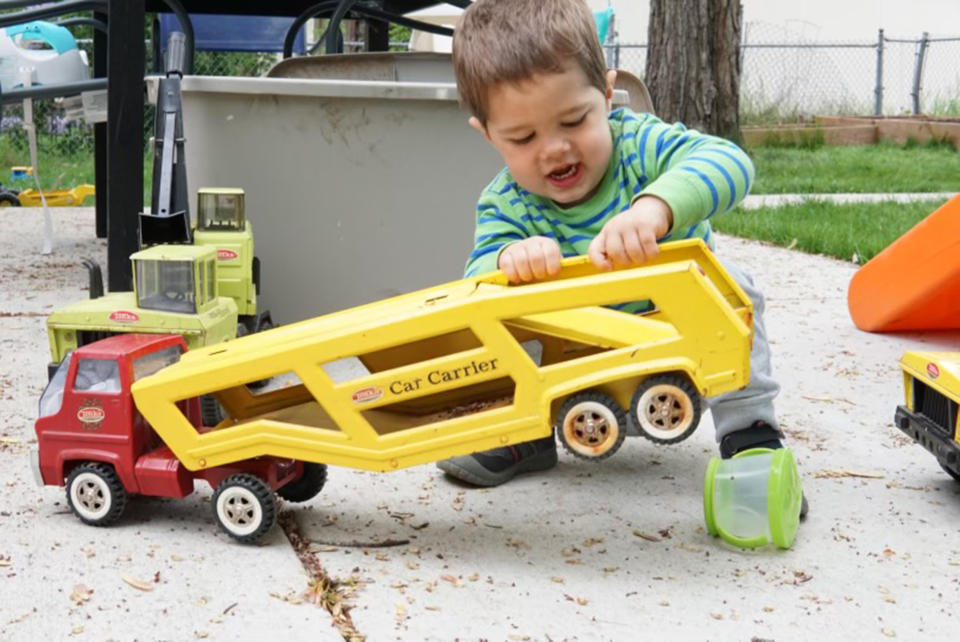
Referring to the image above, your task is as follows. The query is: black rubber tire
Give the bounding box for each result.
[0,191,20,207]
[555,391,628,460]
[212,474,277,543]
[65,462,127,526]
[277,462,328,503]
[201,394,225,426]
[630,374,703,444]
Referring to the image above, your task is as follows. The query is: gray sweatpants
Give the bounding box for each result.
[707,258,780,441]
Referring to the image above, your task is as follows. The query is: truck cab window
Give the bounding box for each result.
[39,352,73,417]
[133,345,183,381]
[74,358,121,393]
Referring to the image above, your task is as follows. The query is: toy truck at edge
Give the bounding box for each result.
[895,352,960,481]
[32,239,753,543]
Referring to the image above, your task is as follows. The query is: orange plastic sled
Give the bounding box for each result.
[848,192,960,332]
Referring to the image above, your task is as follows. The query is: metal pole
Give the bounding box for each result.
[874,28,884,116]
[911,31,929,114]
[604,12,616,69]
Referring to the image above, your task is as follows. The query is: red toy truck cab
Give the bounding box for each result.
[32,334,325,543]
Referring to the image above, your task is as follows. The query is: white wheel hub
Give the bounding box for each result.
[216,486,263,537]
[70,472,112,521]
[562,401,621,456]
[635,384,694,440]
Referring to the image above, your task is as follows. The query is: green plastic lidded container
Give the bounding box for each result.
[703,447,802,550]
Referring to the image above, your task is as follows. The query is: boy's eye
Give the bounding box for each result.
[561,113,587,128]
[510,133,535,145]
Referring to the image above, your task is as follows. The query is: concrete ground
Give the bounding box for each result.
[2,206,959,641]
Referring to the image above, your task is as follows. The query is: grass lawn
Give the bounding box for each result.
[747,142,960,194]
[0,140,153,204]
[712,198,950,264]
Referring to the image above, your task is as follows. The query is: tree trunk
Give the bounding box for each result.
[645,0,743,141]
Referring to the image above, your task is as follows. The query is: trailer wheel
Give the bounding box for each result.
[213,474,277,543]
[556,392,627,460]
[0,191,20,207]
[65,462,127,526]
[631,375,702,444]
[277,463,328,503]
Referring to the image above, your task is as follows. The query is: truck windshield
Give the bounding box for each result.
[133,345,183,381]
[136,259,196,314]
[39,352,72,418]
[198,192,243,230]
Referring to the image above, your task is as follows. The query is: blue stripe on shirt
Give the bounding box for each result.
[681,166,719,216]
[478,207,530,236]
[703,148,752,193]
[475,230,523,244]
[468,242,503,262]
[689,156,737,210]
[660,134,691,168]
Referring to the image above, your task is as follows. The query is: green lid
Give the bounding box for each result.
[703,456,721,536]
[766,447,802,549]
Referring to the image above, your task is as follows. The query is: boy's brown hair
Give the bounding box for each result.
[452,0,608,125]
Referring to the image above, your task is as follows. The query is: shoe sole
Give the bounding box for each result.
[437,449,558,487]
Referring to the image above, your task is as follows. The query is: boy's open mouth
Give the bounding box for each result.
[546,163,583,188]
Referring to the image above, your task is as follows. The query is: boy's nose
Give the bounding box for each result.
[541,137,571,161]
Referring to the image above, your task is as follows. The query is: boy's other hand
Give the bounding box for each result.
[588,196,674,270]
[498,237,563,283]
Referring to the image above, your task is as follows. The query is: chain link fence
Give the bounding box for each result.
[3,19,957,195]
[608,22,960,124]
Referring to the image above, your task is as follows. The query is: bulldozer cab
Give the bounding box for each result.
[133,245,218,315]
[196,188,245,232]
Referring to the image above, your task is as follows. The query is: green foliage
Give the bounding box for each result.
[712,199,949,264]
[389,24,412,51]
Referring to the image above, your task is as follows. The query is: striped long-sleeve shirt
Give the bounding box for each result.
[464,108,755,312]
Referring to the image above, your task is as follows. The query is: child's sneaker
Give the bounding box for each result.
[719,421,809,520]
[437,436,558,487]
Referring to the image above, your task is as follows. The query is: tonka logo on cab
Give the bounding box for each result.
[109,310,139,323]
[77,406,105,426]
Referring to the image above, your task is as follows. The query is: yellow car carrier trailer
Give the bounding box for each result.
[35,239,753,543]
[133,239,752,472]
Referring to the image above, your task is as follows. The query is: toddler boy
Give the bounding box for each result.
[438,0,805,518]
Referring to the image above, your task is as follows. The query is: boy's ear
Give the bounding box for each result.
[604,69,618,109]
[468,116,491,142]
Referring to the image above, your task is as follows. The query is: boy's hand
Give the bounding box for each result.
[588,195,674,270]
[498,237,563,283]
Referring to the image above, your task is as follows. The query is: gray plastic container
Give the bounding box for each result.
[154,53,630,323]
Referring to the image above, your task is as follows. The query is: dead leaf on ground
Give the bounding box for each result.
[632,530,661,542]
[70,585,93,605]
[802,394,856,405]
[121,575,154,591]
[814,469,884,479]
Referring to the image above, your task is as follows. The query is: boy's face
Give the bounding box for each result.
[472,66,617,207]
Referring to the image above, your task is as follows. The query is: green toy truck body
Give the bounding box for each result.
[46,245,238,370]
